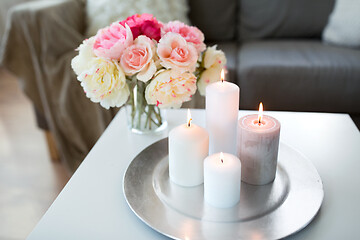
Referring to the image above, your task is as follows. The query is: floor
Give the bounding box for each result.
[0,68,69,240]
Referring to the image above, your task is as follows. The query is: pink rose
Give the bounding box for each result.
[120,14,162,41]
[93,22,133,60]
[120,36,157,82]
[157,32,198,73]
[162,21,206,53]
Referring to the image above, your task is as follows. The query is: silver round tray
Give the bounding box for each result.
[123,138,324,240]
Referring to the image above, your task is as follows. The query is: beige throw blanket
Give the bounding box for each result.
[0,0,117,172]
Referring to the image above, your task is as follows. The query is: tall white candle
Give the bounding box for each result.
[237,103,281,185]
[206,70,239,155]
[204,152,241,208]
[169,109,209,187]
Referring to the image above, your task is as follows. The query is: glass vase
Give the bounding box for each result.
[125,81,167,134]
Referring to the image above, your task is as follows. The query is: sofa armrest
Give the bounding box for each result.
[0,0,84,113]
[1,0,85,63]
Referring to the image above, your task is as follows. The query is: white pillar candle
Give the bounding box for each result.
[206,70,240,155]
[169,109,209,187]
[237,103,281,185]
[204,152,241,208]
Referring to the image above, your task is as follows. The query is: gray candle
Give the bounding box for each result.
[237,103,281,185]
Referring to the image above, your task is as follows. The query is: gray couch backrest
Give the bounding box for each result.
[188,0,238,41]
[240,0,335,41]
[188,0,335,42]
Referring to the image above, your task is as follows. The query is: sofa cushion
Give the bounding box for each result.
[322,0,360,48]
[238,40,360,113]
[188,0,237,41]
[239,0,335,41]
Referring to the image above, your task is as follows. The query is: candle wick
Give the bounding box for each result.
[187,118,192,127]
[221,159,223,163]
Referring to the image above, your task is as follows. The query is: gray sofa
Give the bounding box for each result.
[189,0,360,113]
[1,0,359,171]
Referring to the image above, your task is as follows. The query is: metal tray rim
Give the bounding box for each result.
[123,138,324,240]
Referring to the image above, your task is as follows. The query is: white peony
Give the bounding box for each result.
[77,57,130,109]
[145,69,197,108]
[197,66,223,96]
[71,37,96,75]
[203,45,226,69]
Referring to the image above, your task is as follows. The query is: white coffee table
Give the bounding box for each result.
[26,109,360,240]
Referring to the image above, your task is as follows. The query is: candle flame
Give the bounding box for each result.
[220,152,224,163]
[187,109,192,127]
[258,102,263,124]
[220,69,225,83]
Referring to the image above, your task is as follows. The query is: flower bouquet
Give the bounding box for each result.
[71,14,226,133]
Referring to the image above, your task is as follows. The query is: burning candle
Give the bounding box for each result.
[204,152,241,208]
[237,103,281,185]
[206,69,240,155]
[169,109,209,187]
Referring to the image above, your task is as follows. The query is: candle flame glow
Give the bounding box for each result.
[220,152,224,163]
[187,109,192,127]
[220,69,225,83]
[258,102,263,124]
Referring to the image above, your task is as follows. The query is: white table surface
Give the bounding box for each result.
[27,109,360,240]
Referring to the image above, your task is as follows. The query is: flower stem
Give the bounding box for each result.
[126,77,163,132]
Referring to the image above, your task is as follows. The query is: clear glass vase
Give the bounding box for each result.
[125,81,167,134]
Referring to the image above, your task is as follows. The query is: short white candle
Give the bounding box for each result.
[237,103,281,185]
[169,109,209,187]
[204,152,241,208]
[206,70,240,155]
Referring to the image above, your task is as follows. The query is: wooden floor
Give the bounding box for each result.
[0,68,69,240]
